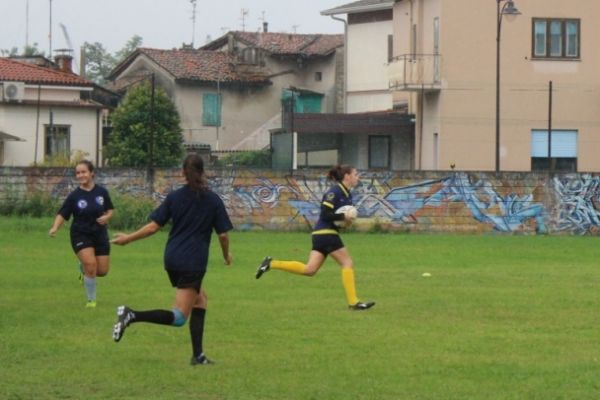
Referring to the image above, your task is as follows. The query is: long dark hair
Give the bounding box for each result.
[327,164,354,183]
[183,154,208,193]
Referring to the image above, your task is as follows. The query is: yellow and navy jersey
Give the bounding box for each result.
[312,183,353,235]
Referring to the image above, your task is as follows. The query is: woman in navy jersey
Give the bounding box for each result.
[49,160,114,308]
[111,154,233,366]
[256,164,375,310]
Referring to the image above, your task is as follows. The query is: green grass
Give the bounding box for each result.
[1,217,600,399]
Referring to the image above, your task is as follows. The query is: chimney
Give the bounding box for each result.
[263,22,268,33]
[227,33,235,53]
[55,54,73,74]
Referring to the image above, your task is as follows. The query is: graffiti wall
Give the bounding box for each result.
[2,167,600,235]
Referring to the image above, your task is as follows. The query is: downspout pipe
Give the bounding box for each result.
[329,15,347,113]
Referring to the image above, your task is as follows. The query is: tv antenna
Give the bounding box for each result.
[48,0,53,55]
[25,0,30,49]
[190,0,197,47]
[240,8,249,31]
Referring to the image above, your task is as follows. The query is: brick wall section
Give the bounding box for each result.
[1,167,599,235]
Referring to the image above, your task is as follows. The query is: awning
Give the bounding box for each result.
[0,131,26,142]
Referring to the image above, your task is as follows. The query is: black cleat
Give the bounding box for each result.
[349,301,376,311]
[255,256,272,279]
[190,353,214,366]
[113,305,135,342]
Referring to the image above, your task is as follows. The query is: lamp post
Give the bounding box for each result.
[495,0,520,172]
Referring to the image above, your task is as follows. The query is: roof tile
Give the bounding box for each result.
[138,48,269,83]
[202,32,343,56]
[0,57,93,86]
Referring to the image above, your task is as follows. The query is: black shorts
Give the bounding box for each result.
[70,229,110,256]
[167,270,205,293]
[312,234,345,256]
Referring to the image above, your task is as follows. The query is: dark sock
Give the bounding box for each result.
[189,308,206,357]
[132,309,174,325]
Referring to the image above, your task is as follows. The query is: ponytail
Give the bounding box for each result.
[183,154,208,193]
[327,164,354,183]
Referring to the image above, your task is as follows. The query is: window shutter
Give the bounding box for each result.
[552,131,577,157]
[202,93,221,126]
[531,130,577,157]
[531,130,548,157]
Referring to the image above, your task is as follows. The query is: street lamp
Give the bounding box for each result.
[495,0,520,172]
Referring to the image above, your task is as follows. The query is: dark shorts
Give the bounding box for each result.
[166,270,205,293]
[70,230,110,256]
[312,234,345,256]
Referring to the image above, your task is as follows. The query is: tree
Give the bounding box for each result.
[82,42,115,85]
[82,35,143,85]
[1,43,45,57]
[114,35,143,64]
[107,81,183,167]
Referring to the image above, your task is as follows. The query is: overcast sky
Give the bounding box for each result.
[1,0,346,56]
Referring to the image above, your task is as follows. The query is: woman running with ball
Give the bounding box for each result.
[49,160,114,308]
[256,164,375,310]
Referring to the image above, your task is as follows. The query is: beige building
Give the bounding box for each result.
[323,0,396,113]
[316,1,414,171]
[109,31,343,152]
[0,56,108,166]
[389,0,598,172]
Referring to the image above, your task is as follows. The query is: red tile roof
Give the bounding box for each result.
[114,48,270,84]
[0,57,93,87]
[202,32,344,57]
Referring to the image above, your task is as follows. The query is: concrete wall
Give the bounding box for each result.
[2,167,600,235]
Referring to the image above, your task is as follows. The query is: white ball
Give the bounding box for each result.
[334,205,358,227]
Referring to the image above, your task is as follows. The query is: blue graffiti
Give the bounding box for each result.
[553,175,600,234]
[288,173,547,233]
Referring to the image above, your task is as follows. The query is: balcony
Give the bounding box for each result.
[388,54,442,92]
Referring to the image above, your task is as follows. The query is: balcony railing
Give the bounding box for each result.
[388,54,442,92]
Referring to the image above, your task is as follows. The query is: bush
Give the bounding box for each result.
[34,150,90,167]
[0,188,60,217]
[109,192,156,231]
[0,186,156,230]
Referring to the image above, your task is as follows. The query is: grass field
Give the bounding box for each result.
[1,216,600,399]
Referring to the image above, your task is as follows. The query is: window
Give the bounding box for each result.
[531,129,577,172]
[369,136,390,169]
[433,132,439,170]
[387,34,393,62]
[296,149,338,168]
[45,125,70,158]
[433,17,440,82]
[241,47,260,64]
[532,18,580,59]
[314,72,322,81]
[202,93,221,126]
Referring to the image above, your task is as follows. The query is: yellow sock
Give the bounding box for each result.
[271,260,306,275]
[341,268,359,305]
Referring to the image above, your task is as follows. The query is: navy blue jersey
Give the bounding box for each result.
[58,185,114,234]
[150,185,233,271]
[313,183,353,234]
